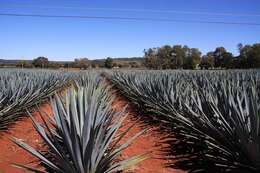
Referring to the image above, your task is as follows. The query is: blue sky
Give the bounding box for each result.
[0,0,259,61]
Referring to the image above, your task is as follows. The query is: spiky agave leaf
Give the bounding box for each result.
[0,69,73,131]
[13,82,146,173]
[111,70,260,172]
[166,79,260,172]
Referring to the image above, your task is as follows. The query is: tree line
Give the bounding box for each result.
[13,57,115,69]
[10,43,260,69]
[144,43,260,69]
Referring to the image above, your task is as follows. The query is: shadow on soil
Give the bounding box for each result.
[111,90,252,173]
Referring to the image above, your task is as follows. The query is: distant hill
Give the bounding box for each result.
[110,57,143,61]
[0,59,27,65]
[0,57,144,68]
[90,57,143,62]
[0,57,142,63]
[0,59,71,65]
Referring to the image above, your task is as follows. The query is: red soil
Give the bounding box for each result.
[0,94,185,173]
[0,104,52,173]
[113,95,184,173]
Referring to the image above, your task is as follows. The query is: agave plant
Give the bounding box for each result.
[111,70,260,172]
[0,69,72,131]
[13,82,146,173]
[162,79,260,172]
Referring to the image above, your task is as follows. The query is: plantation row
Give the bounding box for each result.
[111,70,260,172]
[13,73,145,172]
[0,69,71,130]
[0,69,145,172]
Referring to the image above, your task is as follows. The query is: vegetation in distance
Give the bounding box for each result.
[1,42,260,70]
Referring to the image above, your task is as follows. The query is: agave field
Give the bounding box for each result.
[0,69,71,131]
[0,69,146,173]
[0,68,259,173]
[12,73,145,172]
[111,70,260,172]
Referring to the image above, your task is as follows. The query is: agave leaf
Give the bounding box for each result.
[12,163,47,173]
[12,137,63,172]
[13,74,145,173]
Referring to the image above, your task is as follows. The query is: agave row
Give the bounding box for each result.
[0,69,76,131]
[111,70,260,172]
[0,69,100,131]
[13,74,145,173]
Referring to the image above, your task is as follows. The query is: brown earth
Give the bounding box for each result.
[0,94,184,173]
[0,104,52,173]
[112,95,184,173]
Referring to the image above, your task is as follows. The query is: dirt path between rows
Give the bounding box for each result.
[112,94,184,173]
[0,104,52,173]
[0,90,184,173]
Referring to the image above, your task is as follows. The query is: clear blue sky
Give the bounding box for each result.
[0,0,259,61]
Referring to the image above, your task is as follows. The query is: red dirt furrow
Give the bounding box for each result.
[113,95,184,173]
[0,94,185,173]
[0,104,52,173]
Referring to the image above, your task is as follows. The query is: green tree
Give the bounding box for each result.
[32,57,49,68]
[200,52,214,69]
[172,45,185,69]
[222,52,233,68]
[183,48,201,69]
[143,45,202,69]
[104,57,113,69]
[238,43,260,68]
[143,48,159,69]
[157,45,173,69]
[16,60,28,68]
[213,47,233,68]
